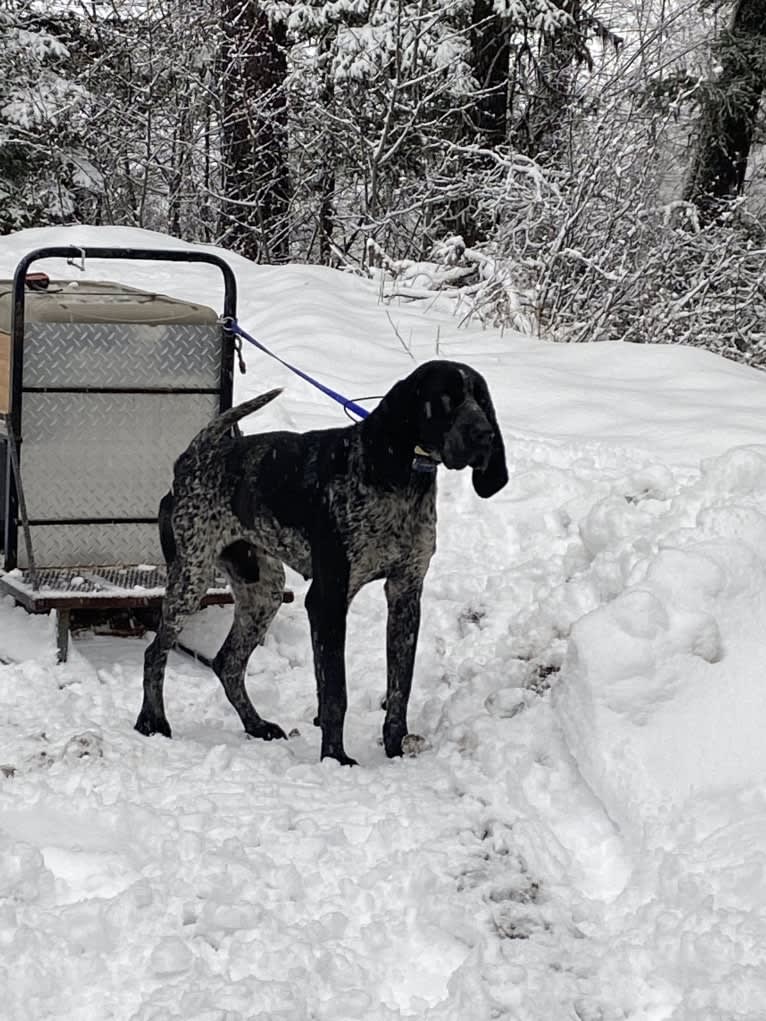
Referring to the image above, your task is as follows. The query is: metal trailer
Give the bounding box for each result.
[0,246,241,661]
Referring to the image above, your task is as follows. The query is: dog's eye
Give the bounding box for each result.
[440,394,452,413]
[424,400,432,420]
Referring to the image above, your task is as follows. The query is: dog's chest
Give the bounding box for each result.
[332,481,436,586]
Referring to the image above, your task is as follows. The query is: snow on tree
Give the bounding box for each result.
[0,5,93,231]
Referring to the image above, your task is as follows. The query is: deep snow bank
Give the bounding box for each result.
[556,445,766,842]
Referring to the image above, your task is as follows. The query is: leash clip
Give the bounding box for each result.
[222,319,246,374]
[233,333,246,374]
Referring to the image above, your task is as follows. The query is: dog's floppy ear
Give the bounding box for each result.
[372,374,417,440]
[470,372,508,498]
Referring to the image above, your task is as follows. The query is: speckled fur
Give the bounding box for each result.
[135,360,508,764]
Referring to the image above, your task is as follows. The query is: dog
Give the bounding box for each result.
[135,359,508,764]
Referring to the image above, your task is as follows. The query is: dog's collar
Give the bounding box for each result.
[412,445,439,474]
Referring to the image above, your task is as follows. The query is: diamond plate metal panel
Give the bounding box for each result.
[20,392,219,518]
[19,523,162,568]
[23,323,224,389]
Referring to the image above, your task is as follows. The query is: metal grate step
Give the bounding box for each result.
[0,564,232,612]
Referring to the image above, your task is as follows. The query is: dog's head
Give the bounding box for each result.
[382,360,508,498]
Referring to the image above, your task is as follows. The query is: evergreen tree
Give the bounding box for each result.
[0,5,92,231]
[683,0,766,219]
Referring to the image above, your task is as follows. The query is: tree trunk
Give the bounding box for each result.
[219,0,290,263]
[683,0,766,220]
[470,0,511,151]
[317,29,336,265]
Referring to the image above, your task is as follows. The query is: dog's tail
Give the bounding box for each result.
[161,389,282,564]
[186,388,283,454]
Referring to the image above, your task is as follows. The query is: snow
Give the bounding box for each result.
[3,224,766,1019]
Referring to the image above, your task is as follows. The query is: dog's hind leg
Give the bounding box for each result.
[213,542,287,741]
[136,560,212,738]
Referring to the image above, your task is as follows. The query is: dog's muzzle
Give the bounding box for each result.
[442,402,494,471]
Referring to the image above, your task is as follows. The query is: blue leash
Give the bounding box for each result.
[226,319,371,420]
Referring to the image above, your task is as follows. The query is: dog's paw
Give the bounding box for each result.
[321,750,358,767]
[134,712,172,739]
[245,720,287,742]
[383,721,407,758]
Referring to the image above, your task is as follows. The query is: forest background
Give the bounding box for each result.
[2,0,765,365]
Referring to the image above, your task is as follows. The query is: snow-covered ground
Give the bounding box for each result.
[2,225,766,1020]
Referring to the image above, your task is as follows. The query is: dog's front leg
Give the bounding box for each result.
[382,572,424,757]
[305,563,356,766]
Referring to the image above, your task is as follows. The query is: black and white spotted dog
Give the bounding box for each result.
[135,359,508,765]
